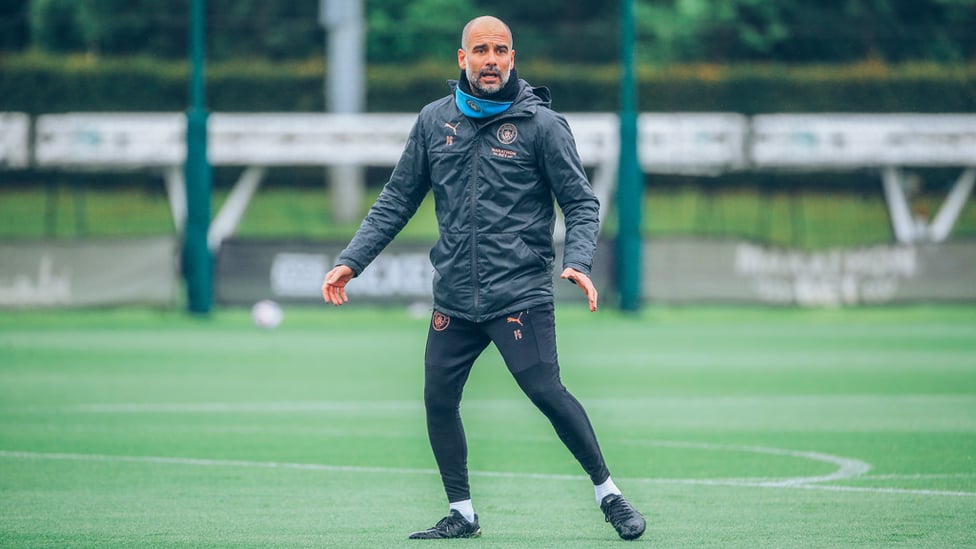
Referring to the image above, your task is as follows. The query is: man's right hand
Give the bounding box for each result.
[322,265,355,306]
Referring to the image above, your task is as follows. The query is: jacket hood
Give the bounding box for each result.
[524,81,552,108]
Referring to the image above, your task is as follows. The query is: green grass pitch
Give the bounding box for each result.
[1,305,974,548]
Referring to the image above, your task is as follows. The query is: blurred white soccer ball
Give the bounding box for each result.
[251,299,283,329]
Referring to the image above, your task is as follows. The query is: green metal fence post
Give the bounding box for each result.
[184,0,213,314]
[618,0,642,312]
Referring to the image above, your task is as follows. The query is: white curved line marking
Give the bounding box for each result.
[0,450,439,476]
[862,473,976,480]
[1,448,972,498]
[68,401,422,413]
[624,439,871,487]
[0,401,969,497]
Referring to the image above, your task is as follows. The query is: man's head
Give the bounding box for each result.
[458,16,515,96]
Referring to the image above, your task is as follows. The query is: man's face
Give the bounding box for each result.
[458,22,515,96]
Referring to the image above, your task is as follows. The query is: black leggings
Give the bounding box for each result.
[423,303,610,503]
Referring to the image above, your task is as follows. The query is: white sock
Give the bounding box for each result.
[449,499,476,523]
[594,476,622,505]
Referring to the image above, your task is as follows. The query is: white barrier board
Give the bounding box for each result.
[752,114,976,168]
[0,112,30,168]
[639,113,750,174]
[209,113,416,166]
[34,113,185,167]
[20,111,976,171]
[32,112,617,168]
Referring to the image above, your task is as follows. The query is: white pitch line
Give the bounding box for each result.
[791,483,976,498]
[1,449,972,498]
[0,450,440,476]
[617,476,976,497]
[67,401,422,414]
[860,473,976,480]
[620,439,872,487]
[1,401,971,497]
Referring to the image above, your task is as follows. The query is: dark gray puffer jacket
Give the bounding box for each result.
[336,78,600,322]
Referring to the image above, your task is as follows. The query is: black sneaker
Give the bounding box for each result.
[600,494,646,540]
[408,510,481,539]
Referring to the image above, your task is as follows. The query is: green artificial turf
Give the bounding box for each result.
[1,305,974,547]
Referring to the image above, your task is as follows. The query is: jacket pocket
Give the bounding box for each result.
[479,233,550,274]
[477,233,553,312]
[430,232,474,311]
[515,234,553,270]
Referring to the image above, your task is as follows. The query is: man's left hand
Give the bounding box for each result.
[560,268,598,312]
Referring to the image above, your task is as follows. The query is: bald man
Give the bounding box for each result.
[322,16,646,541]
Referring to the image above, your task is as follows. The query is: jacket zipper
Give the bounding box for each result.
[466,111,532,319]
[469,131,480,315]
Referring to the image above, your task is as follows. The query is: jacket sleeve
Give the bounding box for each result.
[540,112,601,275]
[335,117,431,275]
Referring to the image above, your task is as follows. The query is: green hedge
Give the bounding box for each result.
[1,53,974,114]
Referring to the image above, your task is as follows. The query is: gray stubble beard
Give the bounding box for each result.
[465,66,511,96]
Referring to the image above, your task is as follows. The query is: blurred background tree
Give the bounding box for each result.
[3,0,973,63]
[635,0,976,63]
[367,0,480,63]
[25,0,187,56]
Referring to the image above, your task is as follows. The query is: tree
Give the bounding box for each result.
[14,0,976,63]
[28,0,87,52]
[634,0,976,63]
[208,0,320,60]
[0,0,30,51]
[367,0,480,63]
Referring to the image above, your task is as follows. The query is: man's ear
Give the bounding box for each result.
[457,48,466,70]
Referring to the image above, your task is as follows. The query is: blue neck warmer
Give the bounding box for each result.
[454,69,518,118]
[455,87,513,118]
